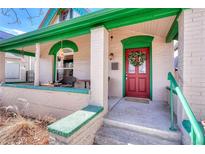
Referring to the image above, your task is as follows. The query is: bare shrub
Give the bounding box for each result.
[0,105,56,145]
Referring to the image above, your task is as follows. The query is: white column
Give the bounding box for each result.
[178,9,205,122]
[0,52,5,83]
[90,26,109,111]
[34,43,40,86]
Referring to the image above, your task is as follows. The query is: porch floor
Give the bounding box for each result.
[106,97,178,132]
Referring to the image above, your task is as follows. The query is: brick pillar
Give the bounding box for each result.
[34,43,40,86]
[0,52,5,83]
[90,26,109,111]
[178,9,205,122]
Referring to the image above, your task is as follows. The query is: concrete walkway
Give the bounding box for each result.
[106,97,177,132]
[94,97,181,144]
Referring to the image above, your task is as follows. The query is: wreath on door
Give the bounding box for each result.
[128,52,146,66]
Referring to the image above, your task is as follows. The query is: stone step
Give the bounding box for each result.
[103,119,182,142]
[94,118,182,145]
[94,125,181,145]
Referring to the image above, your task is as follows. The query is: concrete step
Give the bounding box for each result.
[94,119,182,145]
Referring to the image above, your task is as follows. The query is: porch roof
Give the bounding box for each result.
[0,8,182,51]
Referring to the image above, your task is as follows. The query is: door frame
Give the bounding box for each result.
[121,35,154,100]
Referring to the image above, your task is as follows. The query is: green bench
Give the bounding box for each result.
[47,105,104,137]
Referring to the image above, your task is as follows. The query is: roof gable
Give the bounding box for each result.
[39,8,90,29]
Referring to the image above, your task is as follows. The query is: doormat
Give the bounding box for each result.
[124,97,150,104]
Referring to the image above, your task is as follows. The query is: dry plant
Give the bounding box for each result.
[0,105,56,145]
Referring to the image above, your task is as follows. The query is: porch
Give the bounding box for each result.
[95,97,182,144]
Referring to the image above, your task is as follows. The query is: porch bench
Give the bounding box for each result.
[47,105,104,138]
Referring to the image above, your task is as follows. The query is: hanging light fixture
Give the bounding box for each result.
[59,40,64,60]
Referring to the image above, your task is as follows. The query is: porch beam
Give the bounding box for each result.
[34,43,40,86]
[166,9,182,43]
[90,26,109,110]
[0,52,5,83]
[0,49,35,57]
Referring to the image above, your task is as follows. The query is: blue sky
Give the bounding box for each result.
[0,8,101,35]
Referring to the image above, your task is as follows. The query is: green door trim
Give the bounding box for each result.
[121,35,154,100]
[49,40,78,82]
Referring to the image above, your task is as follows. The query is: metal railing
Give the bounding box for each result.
[167,72,204,145]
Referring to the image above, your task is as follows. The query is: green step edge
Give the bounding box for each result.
[47,105,104,138]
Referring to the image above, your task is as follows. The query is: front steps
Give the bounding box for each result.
[94,119,182,145]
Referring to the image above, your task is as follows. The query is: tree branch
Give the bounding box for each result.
[0,8,44,25]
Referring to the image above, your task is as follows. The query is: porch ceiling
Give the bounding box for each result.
[16,41,57,53]
[112,16,176,38]
[0,8,182,51]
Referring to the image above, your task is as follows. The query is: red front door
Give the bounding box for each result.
[125,48,150,98]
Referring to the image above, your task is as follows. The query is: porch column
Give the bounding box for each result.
[90,26,109,111]
[34,43,40,86]
[0,52,5,83]
[178,9,205,123]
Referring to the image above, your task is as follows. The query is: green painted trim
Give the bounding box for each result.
[0,8,182,50]
[182,120,205,134]
[49,40,78,82]
[1,83,89,94]
[166,9,182,43]
[121,35,154,99]
[5,81,32,84]
[0,49,35,57]
[49,40,78,55]
[47,105,104,137]
[53,54,57,82]
[40,8,59,28]
[150,44,153,100]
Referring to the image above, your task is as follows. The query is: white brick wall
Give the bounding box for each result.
[0,52,5,83]
[178,9,205,121]
[71,35,91,80]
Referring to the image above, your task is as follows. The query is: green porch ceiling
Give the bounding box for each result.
[0,8,182,51]
[166,9,182,43]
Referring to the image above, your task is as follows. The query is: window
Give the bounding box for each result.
[56,48,74,81]
[59,9,76,22]
[59,9,69,22]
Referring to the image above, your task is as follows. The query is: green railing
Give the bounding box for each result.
[167,72,204,145]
